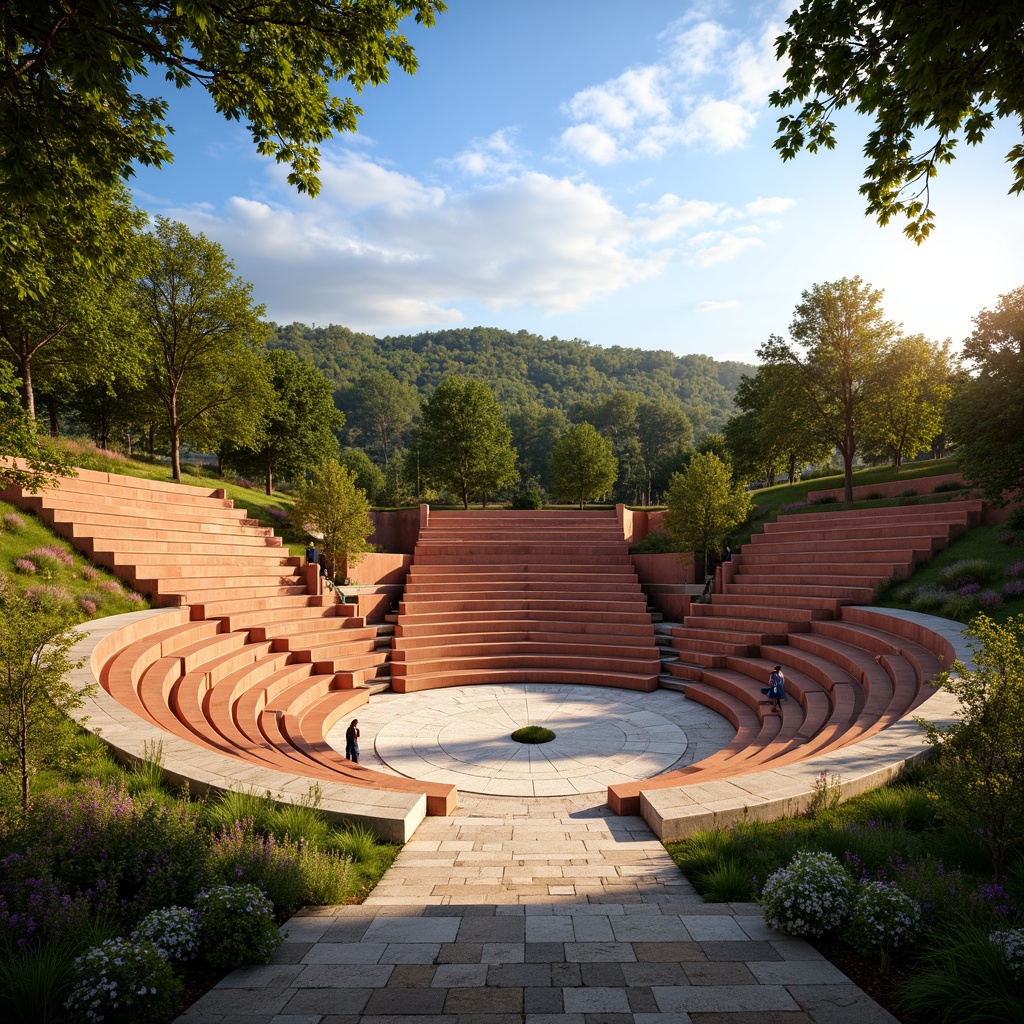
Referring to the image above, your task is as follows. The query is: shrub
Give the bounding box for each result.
[941,592,980,621]
[978,589,1005,611]
[99,580,122,594]
[629,529,677,554]
[999,532,1020,546]
[959,583,982,596]
[1006,562,1024,579]
[780,501,807,513]
[760,851,852,938]
[79,566,99,582]
[511,725,555,743]
[911,586,948,612]
[125,592,145,607]
[4,513,26,532]
[79,598,97,617]
[810,495,839,505]
[933,480,965,493]
[1003,581,1024,600]
[272,801,330,848]
[196,884,281,970]
[205,821,305,916]
[132,907,200,964]
[899,488,918,498]
[847,880,921,961]
[937,559,994,588]
[991,928,1024,983]
[698,859,754,902]
[295,849,353,906]
[510,488,543,510]
[205,787,278,836]
[64,937,181,1024]
[892,583,915,603]
[865,491,885,500]
[1007,506,1024,532]
[13,558,36,574]
[26,547,74,568]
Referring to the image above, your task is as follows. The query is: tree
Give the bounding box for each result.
[291,461,374,582]
[862,335,951,471]
[946,286,1024,504]
[339,446,385,504]
[760,277,898,505]
[507,401,567,490]
[136,219,271,483]
[0,582,88,809]
[636,398,692,505]
[771,2,1024,242]
[921,615,1024,879]
[549,423,618,509]
[731,363,835,486]
[0,183,145,419]
[663,452,752,576]
[345,370,419,466]
[225,349,343,495]
[0,363,73,491]
[417,376,518,509]
[1,1,446,281]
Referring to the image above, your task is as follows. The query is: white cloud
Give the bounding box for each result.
[745,196,796,216]
[560,8,787,164]
[448,128,523,178]
[164,151,790,330]
[695,299,741,313]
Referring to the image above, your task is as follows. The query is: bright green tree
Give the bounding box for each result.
[0,582,88,810]
[1,1,446,287]
[549,422,618,509]
[291,461,375,582]
[339,446,385,504]
[0,183,145,419]
[946,286,1024,504]
[345,370,419,466]
[771,1,1024,241]
[636,398,692,505]
[921,615,1024,879]
[136,219,271,483]
[225,349,343,495]
[760,277,898,506]
[663,452,752,576]
[862,334,951,471]
[0,363,73,491]
[417,376,518,509]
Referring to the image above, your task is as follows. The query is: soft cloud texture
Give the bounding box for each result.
[695,299,741,313]
[170,151,792,329]
[560,9,788,163]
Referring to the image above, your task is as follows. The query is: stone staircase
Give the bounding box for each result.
[391,509,661,692]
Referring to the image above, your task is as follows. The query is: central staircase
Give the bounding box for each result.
[391,509,661,692]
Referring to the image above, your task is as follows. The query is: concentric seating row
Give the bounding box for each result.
[391,509,661,692]
[607,502,975,816]
[3,468,456,818]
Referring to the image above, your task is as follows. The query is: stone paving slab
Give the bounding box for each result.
[177,792,899,1024]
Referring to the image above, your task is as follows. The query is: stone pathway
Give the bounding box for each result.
[178,792,898,1023]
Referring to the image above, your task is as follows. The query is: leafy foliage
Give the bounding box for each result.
[771,1,1024,241]
[548,422,617,508]
[195,885,280,971]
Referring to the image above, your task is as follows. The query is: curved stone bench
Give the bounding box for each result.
[67,610,428,842]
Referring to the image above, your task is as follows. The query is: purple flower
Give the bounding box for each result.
[977,589,1004,610]
[1005,562,1024,579]
[14,558,36,574]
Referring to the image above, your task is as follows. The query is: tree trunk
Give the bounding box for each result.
[147,424,155,457]
[788,452,797,484]
[19,353,34,420]
[171,427,181,483]
[842,446,855,507]
[265,453,274,496]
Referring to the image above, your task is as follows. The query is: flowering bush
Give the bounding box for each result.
[132,906,201,964]
[990,928,1024,983]
[126,591,146,607]
[0,850,94,948]
[27,545,75,568]
[937,559,993,587]
[196,884,281,970]
[65,937,180,1024]
[911,586,948,612]
[206,820,304,915]
[847,880,921,959]
[80,598,98,616]
[25,584,74,609]
[958,583,982,596]
[977,589,1005,611]
[1005,562,1024,579]
[100,580,123,594]
[14,558,37,574]
[760,851,852,937]
[1003,580,1024,599]
[4,511,26,531]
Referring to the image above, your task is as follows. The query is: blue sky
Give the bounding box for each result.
[131,1,1024,365]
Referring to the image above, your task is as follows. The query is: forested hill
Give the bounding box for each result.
[268,323,754,434]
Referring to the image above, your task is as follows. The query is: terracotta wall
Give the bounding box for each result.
[630,551,695,621]
[368,507,421,554]
[348,552,413,587]
[805,473,965,503]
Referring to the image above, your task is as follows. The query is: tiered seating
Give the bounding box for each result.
[2,468,456,817]
[391,510,661,692]
[607,502,979,814]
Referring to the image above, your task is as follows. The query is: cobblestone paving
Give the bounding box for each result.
[177,792,897,1024]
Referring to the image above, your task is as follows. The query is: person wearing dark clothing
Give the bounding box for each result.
[305,541,319,567]
[721,542,732,562]
[345,719,360,763]
[766,665,786,714]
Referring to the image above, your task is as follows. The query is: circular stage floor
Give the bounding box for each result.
[325,683,735,798]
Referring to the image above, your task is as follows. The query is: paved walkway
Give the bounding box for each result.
[178,792,898,1024]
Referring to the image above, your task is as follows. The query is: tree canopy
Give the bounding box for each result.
[771,1,1024,241]
[549,423,618,509]
[0,363,74,491]
[136,218,270,483]
[416,376,519,509]
[946,285,1024,504]
[1,1,446,276]
[759,276,899,505]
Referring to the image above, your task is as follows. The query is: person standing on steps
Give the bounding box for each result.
[305,540,320,575]
[767,665,786,714]
[345,719,360,763]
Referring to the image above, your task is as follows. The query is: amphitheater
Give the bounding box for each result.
[3,466,974,844]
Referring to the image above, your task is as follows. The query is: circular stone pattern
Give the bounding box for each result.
[325,683,736,798]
